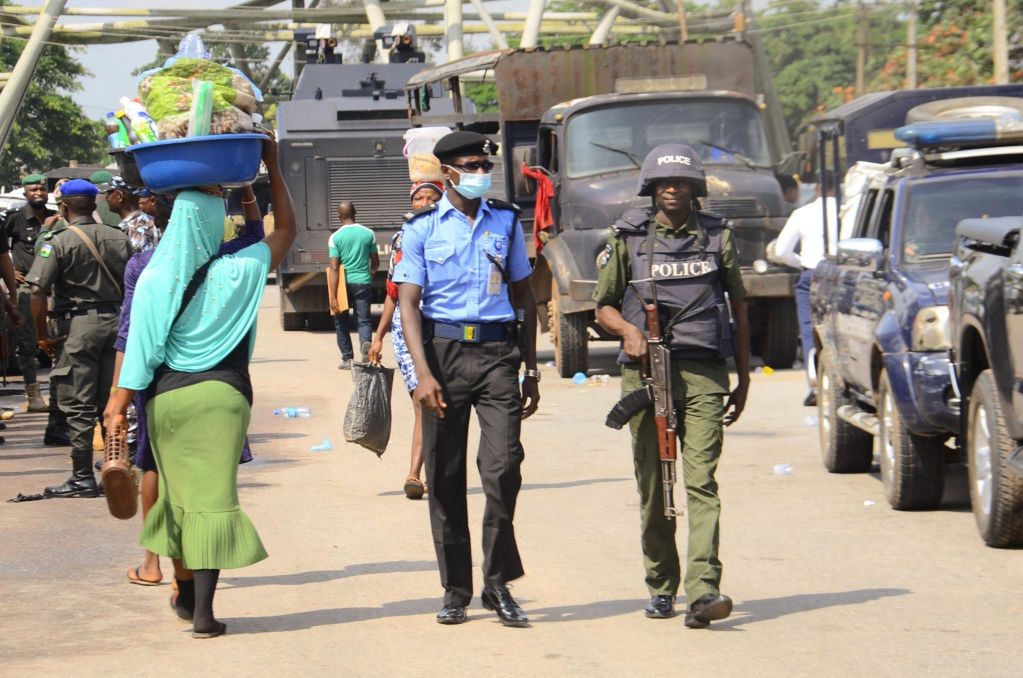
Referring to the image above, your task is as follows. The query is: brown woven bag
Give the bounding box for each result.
[100,422,137,520]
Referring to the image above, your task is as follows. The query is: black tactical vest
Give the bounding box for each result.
[617,207,734,363]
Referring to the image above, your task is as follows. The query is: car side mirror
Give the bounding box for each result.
[837,238,884,272]
[512,144,538,198]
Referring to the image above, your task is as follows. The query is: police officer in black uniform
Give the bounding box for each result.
[0,174,70,445]
[593,144,751,629]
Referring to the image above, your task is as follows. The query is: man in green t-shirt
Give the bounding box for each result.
[327,201,378,368]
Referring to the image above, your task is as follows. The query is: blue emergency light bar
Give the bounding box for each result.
[895,118,1023,146]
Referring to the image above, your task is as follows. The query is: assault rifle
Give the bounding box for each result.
[605,284,681,519]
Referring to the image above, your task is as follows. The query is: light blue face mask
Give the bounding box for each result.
[449,168,492,200]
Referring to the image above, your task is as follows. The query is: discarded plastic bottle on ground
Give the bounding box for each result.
[273,407,312,418]
[588,374,610,386]
[572,372,587,385]
[310,438,332,452]
[773,463,793,475]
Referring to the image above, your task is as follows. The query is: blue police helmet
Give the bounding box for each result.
[637,143,707,198]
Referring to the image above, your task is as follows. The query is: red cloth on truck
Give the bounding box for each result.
[521,163,554,254]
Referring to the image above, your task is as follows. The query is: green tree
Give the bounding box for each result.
[0,42,106,187]
[758,0,906,136]
[876,0,1023,88]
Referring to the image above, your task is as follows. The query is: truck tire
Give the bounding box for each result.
[966,370,1023,547]
[282,312,306,332]
[549,283,588,378]
[878,370,945,510]
[760,298,798,369]
[906,96,1023,123]
[818,349,873,473]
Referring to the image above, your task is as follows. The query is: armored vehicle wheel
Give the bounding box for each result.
[549,283,588,379]
[967,370,1023,547]
[282,312,306,331]
[878,370,945,510]
[760,298,798,369]
[818,349,873,473]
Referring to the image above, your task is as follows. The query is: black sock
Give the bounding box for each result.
[175,578,195,619]
[192,569,221,631]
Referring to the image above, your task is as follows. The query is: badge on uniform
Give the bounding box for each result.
[596,243,613,270]
[38,243,53,258]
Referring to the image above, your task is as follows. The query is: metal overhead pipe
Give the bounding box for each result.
[445,0,463,60]
[362,0,389,63]
[0,0,67,159]
[467,0,509,49]
[586,0,675,22]
[589,6,620,45]
[520,0,547,48]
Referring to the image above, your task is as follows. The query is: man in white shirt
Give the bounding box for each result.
[771,172,839,405]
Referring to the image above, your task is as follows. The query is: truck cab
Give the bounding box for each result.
[812,117,1023,511]
[406,40,800,377]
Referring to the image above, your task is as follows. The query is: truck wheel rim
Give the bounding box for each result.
[819,367,832,442]
[882,390,895,477]
[972,405,994,520]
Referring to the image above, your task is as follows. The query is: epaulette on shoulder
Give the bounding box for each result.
[612,207,652,236]
[402,203,438,223]
[486,198,522,215]
[697,210,731,230]
[42,226,66,240]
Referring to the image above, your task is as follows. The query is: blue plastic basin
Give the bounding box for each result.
[126,133,265,192]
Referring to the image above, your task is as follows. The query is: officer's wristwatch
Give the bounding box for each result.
[523,369,542,382]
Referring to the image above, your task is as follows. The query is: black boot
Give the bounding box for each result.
[45,451,100,498]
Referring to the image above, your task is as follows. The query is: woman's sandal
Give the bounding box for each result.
[192,621,227,639]
[127,566,162,586]
[403,476,426,500]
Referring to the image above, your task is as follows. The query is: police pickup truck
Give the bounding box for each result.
[950,214,1023,546]
[811,116,1023,510]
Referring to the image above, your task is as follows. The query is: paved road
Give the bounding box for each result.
[1,290,1019,677]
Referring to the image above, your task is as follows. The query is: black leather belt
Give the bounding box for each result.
[59,304,120,320]
[427,319,512,343]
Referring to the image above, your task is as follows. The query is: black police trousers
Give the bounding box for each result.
[421,336,525,607]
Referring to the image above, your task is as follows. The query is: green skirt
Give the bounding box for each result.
[140,380,267,570]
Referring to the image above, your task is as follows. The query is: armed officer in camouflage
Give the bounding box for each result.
[26,180,132,498]
[593,144,751,629]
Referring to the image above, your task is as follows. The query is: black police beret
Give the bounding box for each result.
[432,131,498,162]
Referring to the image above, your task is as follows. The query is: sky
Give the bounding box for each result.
[54,0,528,120]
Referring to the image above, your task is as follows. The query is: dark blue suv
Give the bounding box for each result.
[811,133,1023,510]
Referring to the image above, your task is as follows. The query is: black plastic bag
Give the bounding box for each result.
[343,362,395,456]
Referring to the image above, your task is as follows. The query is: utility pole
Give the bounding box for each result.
[292,0,305,81]
[906,0,917,88]
[445,0,464,60]
[994,0,1009,84]
[521,0,547,48]
[0,0,68,159]
[855,1,867,96]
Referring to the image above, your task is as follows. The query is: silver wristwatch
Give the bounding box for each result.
[523,369,542,382]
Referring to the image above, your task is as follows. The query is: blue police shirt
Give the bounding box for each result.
[393,194,532,323]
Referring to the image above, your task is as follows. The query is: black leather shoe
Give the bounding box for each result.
[44,474,101,498]
[436,605,467,625]
[644,594,675,619]
[481,585,528,627]
[684,593,733,629]
[44,430,72,446]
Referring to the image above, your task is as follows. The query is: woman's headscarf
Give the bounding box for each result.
[118,190,270,390]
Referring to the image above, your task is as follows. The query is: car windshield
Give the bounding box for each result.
[902,175,1023,262]
[565,99,772,179]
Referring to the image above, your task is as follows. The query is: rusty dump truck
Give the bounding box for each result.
[405,39,801,376]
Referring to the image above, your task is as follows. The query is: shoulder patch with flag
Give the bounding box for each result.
[38,243,54,258]
[596,242,613,270]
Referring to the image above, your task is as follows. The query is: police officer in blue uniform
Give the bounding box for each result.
[593,144,751,629]
[394,131,540,627]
